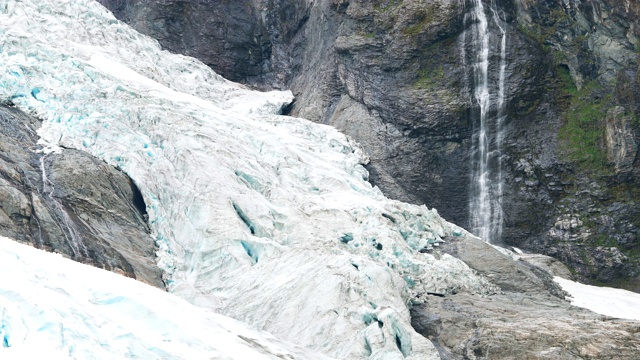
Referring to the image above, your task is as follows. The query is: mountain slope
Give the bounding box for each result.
[98,0,640,290]
[0,104,162,287]
[3,1,640,359]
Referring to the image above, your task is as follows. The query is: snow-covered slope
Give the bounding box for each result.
[0,236,330,359]
[554,277,640,321]
[0,1,496,358]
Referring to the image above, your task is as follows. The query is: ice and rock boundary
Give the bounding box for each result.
[0,1,498,358]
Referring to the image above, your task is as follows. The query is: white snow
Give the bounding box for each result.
[0,236,331,359]
[554,277,640,321]
[0,0,497,358]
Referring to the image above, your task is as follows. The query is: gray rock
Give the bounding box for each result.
[0,177,31,218]
[411,292,640,360]
[416,230,640,359]
[439,235,550,294]
[519,253,574,279]
[0,104,163,288]
[605,106,637,174]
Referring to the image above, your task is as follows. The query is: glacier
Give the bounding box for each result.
[0,0,497,358]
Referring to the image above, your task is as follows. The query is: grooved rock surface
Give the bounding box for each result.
[438,235,562,295]
[0,104,162,288]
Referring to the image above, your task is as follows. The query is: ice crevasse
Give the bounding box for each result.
[0,0,496,358]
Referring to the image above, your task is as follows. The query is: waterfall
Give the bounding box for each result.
[465,0,507,243]
[39,153,88,257]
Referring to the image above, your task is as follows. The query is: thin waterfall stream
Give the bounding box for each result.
[466,0,507,243]
[39,153,88,258]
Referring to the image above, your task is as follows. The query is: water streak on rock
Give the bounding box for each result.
[39,153,88,258]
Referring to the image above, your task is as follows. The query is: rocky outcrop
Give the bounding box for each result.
[605,106,637,174]
[412,292,640,359]
[437,235,568,296]
[0,104,163,287]
[94,0,311,88]
[97,0,640,291]
[415,236,640,359]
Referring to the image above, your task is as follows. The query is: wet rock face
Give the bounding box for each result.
[605,106,637,174]
[501,0,640,290]
[98,0,640,290]
[328,0,471,224]
[96,0,264,84]
[0,104,163,288]
[96,0,311,88]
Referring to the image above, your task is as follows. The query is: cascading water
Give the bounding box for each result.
[39,153,88,257]
[465,0,507,243]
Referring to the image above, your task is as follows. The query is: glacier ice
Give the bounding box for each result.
[0,0,496,358]
[0,236,331,359]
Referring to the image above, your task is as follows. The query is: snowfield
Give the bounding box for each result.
[554,277,640,321]
[0,236,332,360]
[0,0,495,358]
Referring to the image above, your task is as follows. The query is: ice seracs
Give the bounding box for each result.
[1,0,496,358]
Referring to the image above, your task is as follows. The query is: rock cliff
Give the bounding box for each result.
[0,104,163,287]
[97,0,640,290]
[504,0,640,291]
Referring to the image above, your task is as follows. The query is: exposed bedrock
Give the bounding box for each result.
[411,292,640,360]
[415,236,640,359]
[0,104,162,287]
[97,0,640,290]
